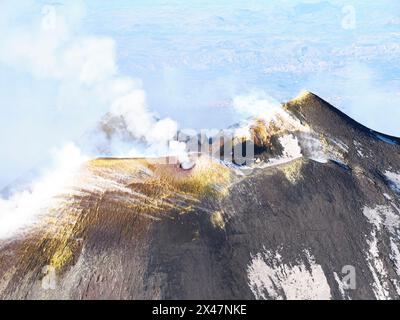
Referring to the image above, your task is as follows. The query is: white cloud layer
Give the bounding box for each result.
[0,143,86,239]
[0,0,180,189]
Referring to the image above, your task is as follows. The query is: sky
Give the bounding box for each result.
[0,0,399,189]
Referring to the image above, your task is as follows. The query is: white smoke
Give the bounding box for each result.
[0,143,86,239]
[232,90,309,134]
[0,0,183,189]
[109,90,178,151]
[233,90,283,120]
[0,0,184,239]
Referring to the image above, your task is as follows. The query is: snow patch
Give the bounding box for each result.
[363,204,400,299]
[389,239,400,295]
[363,205,400,233]
[298,135,328,163]
[365,230,391,299]
[353,141,365,157]
[279,135,303,159]
[385,171,400,194]
[264,134,303,167]
[383,193,392,201]
[247,248,331,300]
[390,239,400,278]
[333,272,350,300]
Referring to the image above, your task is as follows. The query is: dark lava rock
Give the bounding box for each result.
[1,92,400,300]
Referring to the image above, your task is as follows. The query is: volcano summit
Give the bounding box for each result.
[1,92,400,300]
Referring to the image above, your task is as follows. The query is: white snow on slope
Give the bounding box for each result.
[247,248,331,300]
[363,205,400,233]
[391,239,400,277]
[298,135,329,164]
[266,134,303,167]
[363,204,400,298]
[333,272,351,300]
[353,140,365,158]
[385,171,400,194]
[365,230,391,299]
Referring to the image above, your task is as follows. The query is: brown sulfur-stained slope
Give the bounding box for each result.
[1,92,400,300]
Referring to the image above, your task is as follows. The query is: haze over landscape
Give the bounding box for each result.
[1,0,400,189]
[1,0,400,301]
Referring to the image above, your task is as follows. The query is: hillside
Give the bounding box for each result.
[1,92,400,300]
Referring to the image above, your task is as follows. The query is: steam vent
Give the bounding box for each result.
[1,92,400,300]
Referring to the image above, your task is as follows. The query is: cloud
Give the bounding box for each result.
[0,0,183,238]
[0,143,87,240]
[110,90,178,145]
[233,90,282,119]
[0,0,180,189]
